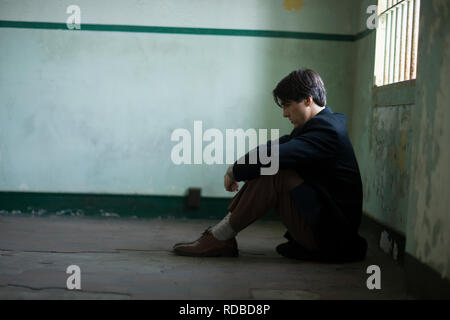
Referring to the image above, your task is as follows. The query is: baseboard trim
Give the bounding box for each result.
[0,191,277,220]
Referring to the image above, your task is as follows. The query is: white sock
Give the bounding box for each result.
[211,212,237,240]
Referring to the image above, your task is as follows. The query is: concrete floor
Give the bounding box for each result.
[0,214,413,299]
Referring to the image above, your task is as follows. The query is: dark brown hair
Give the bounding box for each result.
[273,68,327,107]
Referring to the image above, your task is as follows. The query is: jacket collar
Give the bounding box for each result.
[318,106,332,116]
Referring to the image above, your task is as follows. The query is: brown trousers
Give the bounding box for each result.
[227,170,319,251]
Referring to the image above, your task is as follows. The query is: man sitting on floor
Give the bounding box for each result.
[172,68,367,263]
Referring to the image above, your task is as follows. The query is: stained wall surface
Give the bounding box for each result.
[350,0,450,279]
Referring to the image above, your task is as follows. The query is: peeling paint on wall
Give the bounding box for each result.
[366,105,413,233]
[352,0,449,280]
[380,230,393,254]
[379,230,400,261]
[283,0,304,11]
[412,40,450,279]
[19,183,30,191]
[407,0,450,279]
[389,131,407,176]
[426,0,449,55]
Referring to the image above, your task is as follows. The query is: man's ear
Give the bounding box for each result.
[304,96,313,106]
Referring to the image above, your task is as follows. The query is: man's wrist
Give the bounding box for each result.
[226,164,235,180]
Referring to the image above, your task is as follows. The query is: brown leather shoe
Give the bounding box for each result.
[173,228,238,257]
[172,226,215,248]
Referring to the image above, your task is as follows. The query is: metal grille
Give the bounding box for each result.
[374,0,420,86]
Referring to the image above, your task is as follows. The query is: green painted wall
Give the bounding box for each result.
[0,0,358,198]
[350,0,450,279]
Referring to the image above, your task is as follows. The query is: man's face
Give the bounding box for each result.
[281,99,311,129]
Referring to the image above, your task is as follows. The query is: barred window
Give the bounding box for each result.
[374,0,421,86]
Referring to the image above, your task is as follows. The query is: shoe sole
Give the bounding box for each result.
[173,241,195,248]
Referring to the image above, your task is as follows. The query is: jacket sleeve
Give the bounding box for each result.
[232,118,339,181]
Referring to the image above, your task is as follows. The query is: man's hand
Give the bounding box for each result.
[224,165,239,192]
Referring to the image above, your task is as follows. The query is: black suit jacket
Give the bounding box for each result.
[232,107,367,260]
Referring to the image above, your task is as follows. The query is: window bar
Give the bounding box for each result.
[404,0,413,81]
[383,13,388,85]
[393,0,399,84]
[394,5,402,83]
[374,12,383,86]
[389,6,397,84]
[384,8,392,85]
[382,6,388,85]
[392,5,400,83]
[380,0,408,16]
[410,0,416,79]
[379,0,387,14]
[399,1,405,82]
[411,0,420,79]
